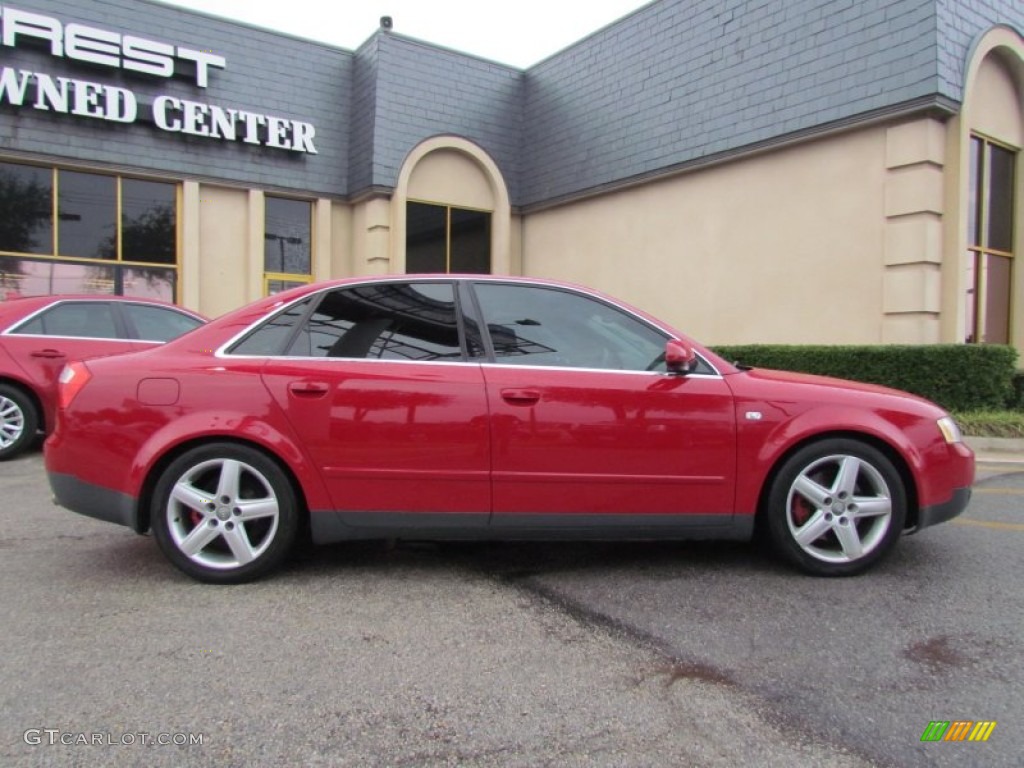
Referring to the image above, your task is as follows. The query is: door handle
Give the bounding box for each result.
[30,349,66,359]
[500,388,540,406]
[288,382,330,398]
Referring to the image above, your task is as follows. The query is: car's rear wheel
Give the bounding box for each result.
[0,384,38,461]
[765,439,906,576]
[151,443,299,583]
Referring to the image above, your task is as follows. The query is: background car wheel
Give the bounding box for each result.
[151,443,299,583]
[764,439,907,576]
[0,384,38,461]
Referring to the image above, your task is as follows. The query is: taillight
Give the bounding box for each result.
[58,362,92,409]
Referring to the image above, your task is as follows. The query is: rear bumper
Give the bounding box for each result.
[913,486,972,532]
[48,472,139,531]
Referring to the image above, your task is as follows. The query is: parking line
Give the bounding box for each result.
[952,518,1024,532]
[972,488,1024,495]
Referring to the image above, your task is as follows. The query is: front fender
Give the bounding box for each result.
[734,403,932,514]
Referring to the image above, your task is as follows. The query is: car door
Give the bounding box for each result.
[255,281,492,521]
[472,282,737,530]
[1,300,137,426]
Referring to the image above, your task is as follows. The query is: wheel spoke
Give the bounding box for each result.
[834,522,864,559]
[793,511,833,548]
[179,522,221,557]
[222,525,256,565]
[235,498,278,521]
[171,482,211,513]
[833,456,861,497]
[850,497,891,519]
[216,460,243,500]
[792,475,830,508]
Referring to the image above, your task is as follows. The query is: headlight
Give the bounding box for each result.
[937,416,963,444]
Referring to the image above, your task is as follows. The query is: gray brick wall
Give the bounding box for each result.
[2,0,1021,208]
[0,0,351,197]
[368,34,523,202]
[521,0,947,205]
[937,0,1024,100]
[348,35,379,194]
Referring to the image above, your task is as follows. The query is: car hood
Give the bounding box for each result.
[725,366,944,414]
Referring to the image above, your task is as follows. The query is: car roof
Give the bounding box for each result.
[0,294,206,330]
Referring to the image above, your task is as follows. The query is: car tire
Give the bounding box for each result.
[0,384,38,461]
[151,443,299,583]
[765,439,906,576]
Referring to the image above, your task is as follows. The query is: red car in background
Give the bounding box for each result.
[0,295,206,460]
[44,276,974,583]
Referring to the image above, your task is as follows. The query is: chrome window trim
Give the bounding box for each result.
[214,277,723,377]
[2,299,203,338]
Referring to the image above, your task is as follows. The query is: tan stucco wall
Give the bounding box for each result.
[197,185,249,318]
[180,183,350,316]
[520,128,890,345]
[407,149,494,208]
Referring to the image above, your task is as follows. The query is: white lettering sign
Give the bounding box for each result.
[0,6,319,154]
[2,69,317,152]
[0,6,225,87]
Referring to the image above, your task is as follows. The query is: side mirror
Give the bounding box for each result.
[665,339,696,375]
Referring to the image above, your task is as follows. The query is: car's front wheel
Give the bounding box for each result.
[151,443,299,583]
[0,384,38,461]
[765,439,907,576]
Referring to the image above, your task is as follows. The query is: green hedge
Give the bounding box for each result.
[708,344,1019,412]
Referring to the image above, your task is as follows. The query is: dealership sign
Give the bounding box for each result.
[0,5,318,153]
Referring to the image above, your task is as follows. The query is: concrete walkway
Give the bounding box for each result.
[966,436,1024,468]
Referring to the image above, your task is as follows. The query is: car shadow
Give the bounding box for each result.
[287,537,788,582]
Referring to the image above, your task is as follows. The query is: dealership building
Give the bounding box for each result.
[0,0,1022,352]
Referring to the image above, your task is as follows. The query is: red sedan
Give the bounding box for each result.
[44,277,974,582]
[0,295,206,460]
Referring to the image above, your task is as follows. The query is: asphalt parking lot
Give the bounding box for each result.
[1,447,1021,767]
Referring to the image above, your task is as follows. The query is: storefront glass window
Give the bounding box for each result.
[264,196,312,295]
[966,136,1016,344]
[122,179,177,265]
[58,170,116,259]
[0,161,179,302]
[406,201,490,274]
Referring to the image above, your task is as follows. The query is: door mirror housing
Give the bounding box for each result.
[665,339,697,374]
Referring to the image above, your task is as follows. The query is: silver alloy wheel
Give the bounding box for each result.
[0,394,26,450]
[785,453,893,564]
[165,457,281,570]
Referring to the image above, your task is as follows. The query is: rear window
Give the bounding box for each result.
[11,302,119,339]
[123,304,203,341]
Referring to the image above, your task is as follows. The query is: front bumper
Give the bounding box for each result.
[49,472,139,531]
[912,486,972,532]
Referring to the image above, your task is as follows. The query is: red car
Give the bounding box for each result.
[0,295,206,460]
[45,276,973,583]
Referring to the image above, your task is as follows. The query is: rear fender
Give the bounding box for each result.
[128,410,332,512]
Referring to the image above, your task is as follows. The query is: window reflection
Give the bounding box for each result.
[0,259,175,302]
[265,197,311,276]
[0,258,115,295]
[474,284,672,372]
[58,170,116,259]
[0,163,179,301]
[121,179,176,264]
[966,136,1015,344]
[122,266,176,302]
[0,162,53,254]
[286,283,463,361]
[406,202,491,274]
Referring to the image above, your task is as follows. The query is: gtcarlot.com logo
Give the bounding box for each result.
[921,720,997,742]
[24,729,204,747]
